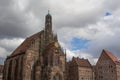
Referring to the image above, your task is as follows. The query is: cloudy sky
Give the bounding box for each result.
[0,0,120,64]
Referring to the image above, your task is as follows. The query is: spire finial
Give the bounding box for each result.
[48,10,50,14]
[46,10,51,16]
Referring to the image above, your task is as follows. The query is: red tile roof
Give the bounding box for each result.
[10,31,43,56]
[73,57,92,68]
[103,49,118,62]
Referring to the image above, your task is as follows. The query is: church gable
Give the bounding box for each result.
[44,42,64,56]
[43,42,65,67]
[10,31,44,57]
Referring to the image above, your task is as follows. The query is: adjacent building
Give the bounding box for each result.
[0,65,3,80]
[67,57,93,80]
[95,49,120,80]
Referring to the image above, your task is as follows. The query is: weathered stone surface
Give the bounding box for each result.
[4,13,117,80]
[66,57,93,80]
[95,50,120,80]
[3,13,66,80]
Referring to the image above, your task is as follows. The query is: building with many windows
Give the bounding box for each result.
[66,57,93,80]
[95,50,120,80]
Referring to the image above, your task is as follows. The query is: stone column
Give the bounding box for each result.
[34,65,41,80]
[23,50,36,80]
[7,60,12,80]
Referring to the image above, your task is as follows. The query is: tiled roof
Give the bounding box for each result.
[103,49,118,62]
[73,57,92,68]
[10,31,43,57]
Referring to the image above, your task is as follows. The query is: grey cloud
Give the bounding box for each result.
[0,0,42,39]
[0,3,26,38]
[26,0,104,29]
[0,0,120,39]
[86,31,120,59]
[0,38,24,52]
[0,0,120,63]
[103,0,120,12]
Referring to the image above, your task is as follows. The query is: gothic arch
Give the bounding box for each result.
[31,61,35,80]
[19,55,24,80]
[15,58,18,80]
[53,73,62,80]
[44,73,48,80]
[8,60,12,80]
[32,60,41,80]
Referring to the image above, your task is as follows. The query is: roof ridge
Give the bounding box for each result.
[73,57,91,68]
[103,49,118,62]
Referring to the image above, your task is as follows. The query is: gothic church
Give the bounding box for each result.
[3,12,66,80]
[3,12,120,80]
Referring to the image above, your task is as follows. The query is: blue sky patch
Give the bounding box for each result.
[70,37,90,50]
[105,12,111,16]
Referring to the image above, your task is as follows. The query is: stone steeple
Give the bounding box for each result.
[45,10,53,46]
[45,10,52,32]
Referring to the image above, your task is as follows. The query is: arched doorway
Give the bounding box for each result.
[53,73,62,80]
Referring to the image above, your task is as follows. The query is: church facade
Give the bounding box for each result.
[3,12,66,80]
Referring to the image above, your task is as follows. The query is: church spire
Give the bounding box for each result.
[48,10,50,14]
[45,10,52,32]
[44,11,53,46]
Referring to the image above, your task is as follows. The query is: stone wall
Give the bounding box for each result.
[3,54,24,80]
[95,51,117,80]
[0,65,3,80]
[78,67,93,80]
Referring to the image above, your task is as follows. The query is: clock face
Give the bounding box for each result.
[55,42,59,48]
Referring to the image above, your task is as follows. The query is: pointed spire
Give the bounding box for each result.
[46,10,51,17]
[48,10,50,14]
[44,10,53,46]
[45,10,52,28]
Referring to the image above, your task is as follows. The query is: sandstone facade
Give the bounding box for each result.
[0,65,3,80]
[3,12,66,80]
[95,50,120,80]
[66,57,93,80]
